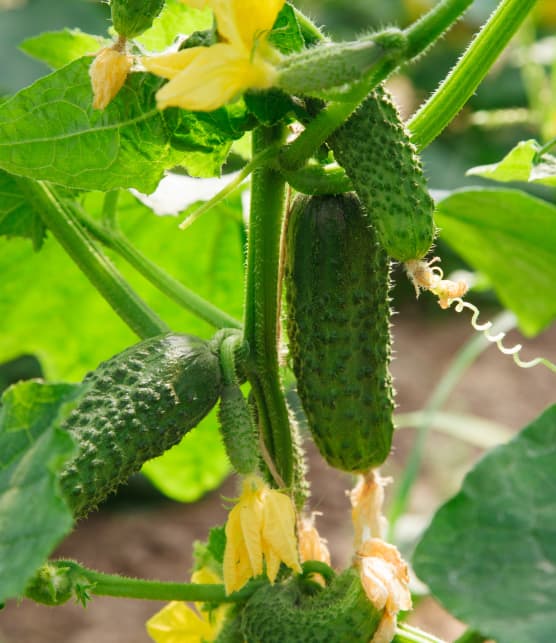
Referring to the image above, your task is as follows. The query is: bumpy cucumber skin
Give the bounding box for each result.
[286,193,393,472]
[241,568,382,643]
[329,86,435,261]
[60,333,221,517]
[111,0,165,38]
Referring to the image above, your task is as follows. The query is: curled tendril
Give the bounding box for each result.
[451,299,556,373]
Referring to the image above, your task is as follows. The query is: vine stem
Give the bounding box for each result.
[395,623,447,643]
[279,0,474,171]
[408,0,539,150]
[243,126,293,488]
[18,178,168,339]
[387,312,517,539]
[73,205,241,330]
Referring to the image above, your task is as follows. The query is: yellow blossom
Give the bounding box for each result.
[89,46,132,110]
[142,0,284,111]
[223,475,301,594]
[146,601,215,643]
[297,514,331,566]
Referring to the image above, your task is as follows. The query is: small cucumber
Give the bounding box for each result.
[240,568,383,642]
[329,86,435,261]
[285,193,394,472]
[60,333,222,517]
[110,0,165,39]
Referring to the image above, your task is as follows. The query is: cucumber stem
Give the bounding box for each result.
[408,0,539,150]
[74,205,242,330]
[243,126,294,489]
[279,0,474,171]
[19,178,168,339]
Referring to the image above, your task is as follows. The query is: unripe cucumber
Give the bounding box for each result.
[111,0,165,39]
[285,193,393,472]
[60,333,222,517]
[329,86,435,261]
[241,568,383,642]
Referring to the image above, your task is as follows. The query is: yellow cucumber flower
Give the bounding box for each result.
[146,567,226,643]
[223,475,301,594]
[142,0,284,111]
[90,46,132,110]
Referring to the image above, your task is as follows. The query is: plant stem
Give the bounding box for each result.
[20,179,168,339]
[79,567,262,602]
[537,135,556,156]
[243,126,293,488]
[387,312,516,539]
[101,190,120,229]
[280,0,474,171]
[292,5,326,45]
[74,206,241,330]
[408,0,539,150]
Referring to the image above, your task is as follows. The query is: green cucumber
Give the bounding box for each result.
[110,0,165,39]
[285,193,394,472]
[240,568,382,642]
[60,333,222,517]
[329,86,435,261]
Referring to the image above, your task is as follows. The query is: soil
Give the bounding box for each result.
[2,306,555,643]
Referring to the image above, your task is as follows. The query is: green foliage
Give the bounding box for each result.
[0,381,81,603]
[0,169,46,248]
[467,139,556,186]
[435,188,556,336]
[268,4,305,55]
[413,404,556,643]
[20,29,107,70]
[0,58,247,192]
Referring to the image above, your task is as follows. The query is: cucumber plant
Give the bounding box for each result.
[1,1,554,642]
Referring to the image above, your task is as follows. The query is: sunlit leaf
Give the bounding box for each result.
[414,404,556,643]
[0,169,45,248]
[467,139,556,186]
[0,380,81,602]
[20,29,107,70]
[435,187,556,336]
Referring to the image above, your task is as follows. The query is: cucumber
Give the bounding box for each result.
[110,0,165,39]
[240,568,383,643]
[329,86,435,261]
[60,333,222,517]
[285,193,394,472]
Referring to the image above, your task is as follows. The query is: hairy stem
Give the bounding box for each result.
[20,179,168,339]
[243,126,293,488]
[409,0,539,150]
[280,0,474,171]
[74,207,241,330]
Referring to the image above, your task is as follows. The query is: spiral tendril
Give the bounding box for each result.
[452,299,556,373]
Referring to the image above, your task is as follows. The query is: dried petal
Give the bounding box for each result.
[89,47,132,110]
[350,471,389,549]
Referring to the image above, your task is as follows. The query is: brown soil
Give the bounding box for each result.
[2,308,554,643]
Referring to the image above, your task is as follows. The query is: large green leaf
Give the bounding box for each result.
[413,405,556,643]
[0,380,81,603]
[467,139,556,186]
[0,57,246,191]
[435,188,556,336]
[0,169,45,248]
[19,29,107,70]
[0,189,244,499]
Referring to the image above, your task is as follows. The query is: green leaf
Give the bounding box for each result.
[142,407,229,502]
[0,380,81,603]
[413,405,556,643]
[467,139,556,186]
[435,188,556,336]
[269,4,305,55]
[0,169,46,248]
[0,57,242,191]
[19,29,107,70]
[0,189,244,500]
[136,0,212,51]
